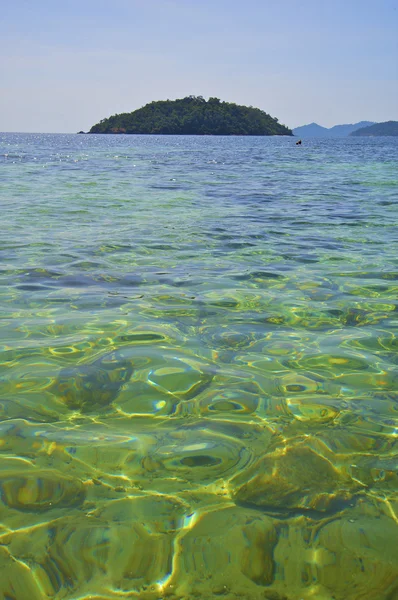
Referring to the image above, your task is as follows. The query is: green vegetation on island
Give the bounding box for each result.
[89,96,292,136]
[350,121,398,136]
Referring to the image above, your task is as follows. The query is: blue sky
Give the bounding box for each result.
[1,0,397,132]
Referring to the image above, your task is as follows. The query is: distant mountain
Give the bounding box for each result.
[350,121,398,137]
[293,121,375,138]
[292,122,328,137]
[327,122,375,136]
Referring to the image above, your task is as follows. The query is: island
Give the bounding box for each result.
[88,96,292,136]
[350,121,398,137]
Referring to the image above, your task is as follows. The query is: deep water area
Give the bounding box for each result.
[1,132,398,600]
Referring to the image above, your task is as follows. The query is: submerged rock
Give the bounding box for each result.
[0,546,43,600]
[168,505,278,599]
[266,509,398,600]
[312,513,398,599]
[0,469,85,512]
[232,442,358,512]
[1,512,176,598]
[50,351,133,411]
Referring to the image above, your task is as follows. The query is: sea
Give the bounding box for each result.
[1,132,398,600]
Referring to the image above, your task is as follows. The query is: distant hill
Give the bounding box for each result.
[350,121,398,136]
[89,96,292,136]
[292,122,329,137]
[293,121,375,138]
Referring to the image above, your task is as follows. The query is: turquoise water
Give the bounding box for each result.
[1,132,398,600]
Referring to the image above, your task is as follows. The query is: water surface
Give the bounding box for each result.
[1,133,398,600]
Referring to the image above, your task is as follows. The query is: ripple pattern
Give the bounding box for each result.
[0,133,398,599]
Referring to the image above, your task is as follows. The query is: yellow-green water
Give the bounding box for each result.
[1,133,398,599]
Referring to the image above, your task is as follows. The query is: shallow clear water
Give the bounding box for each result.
[1,132,398,600]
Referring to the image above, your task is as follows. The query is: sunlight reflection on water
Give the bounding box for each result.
[0,133,398,599]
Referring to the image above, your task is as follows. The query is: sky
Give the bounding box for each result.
[1,0,397,132]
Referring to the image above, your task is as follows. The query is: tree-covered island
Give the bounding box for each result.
[350,121,398,137]
[89,96,292,136]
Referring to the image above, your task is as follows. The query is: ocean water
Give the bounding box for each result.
[0,132,398,600]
